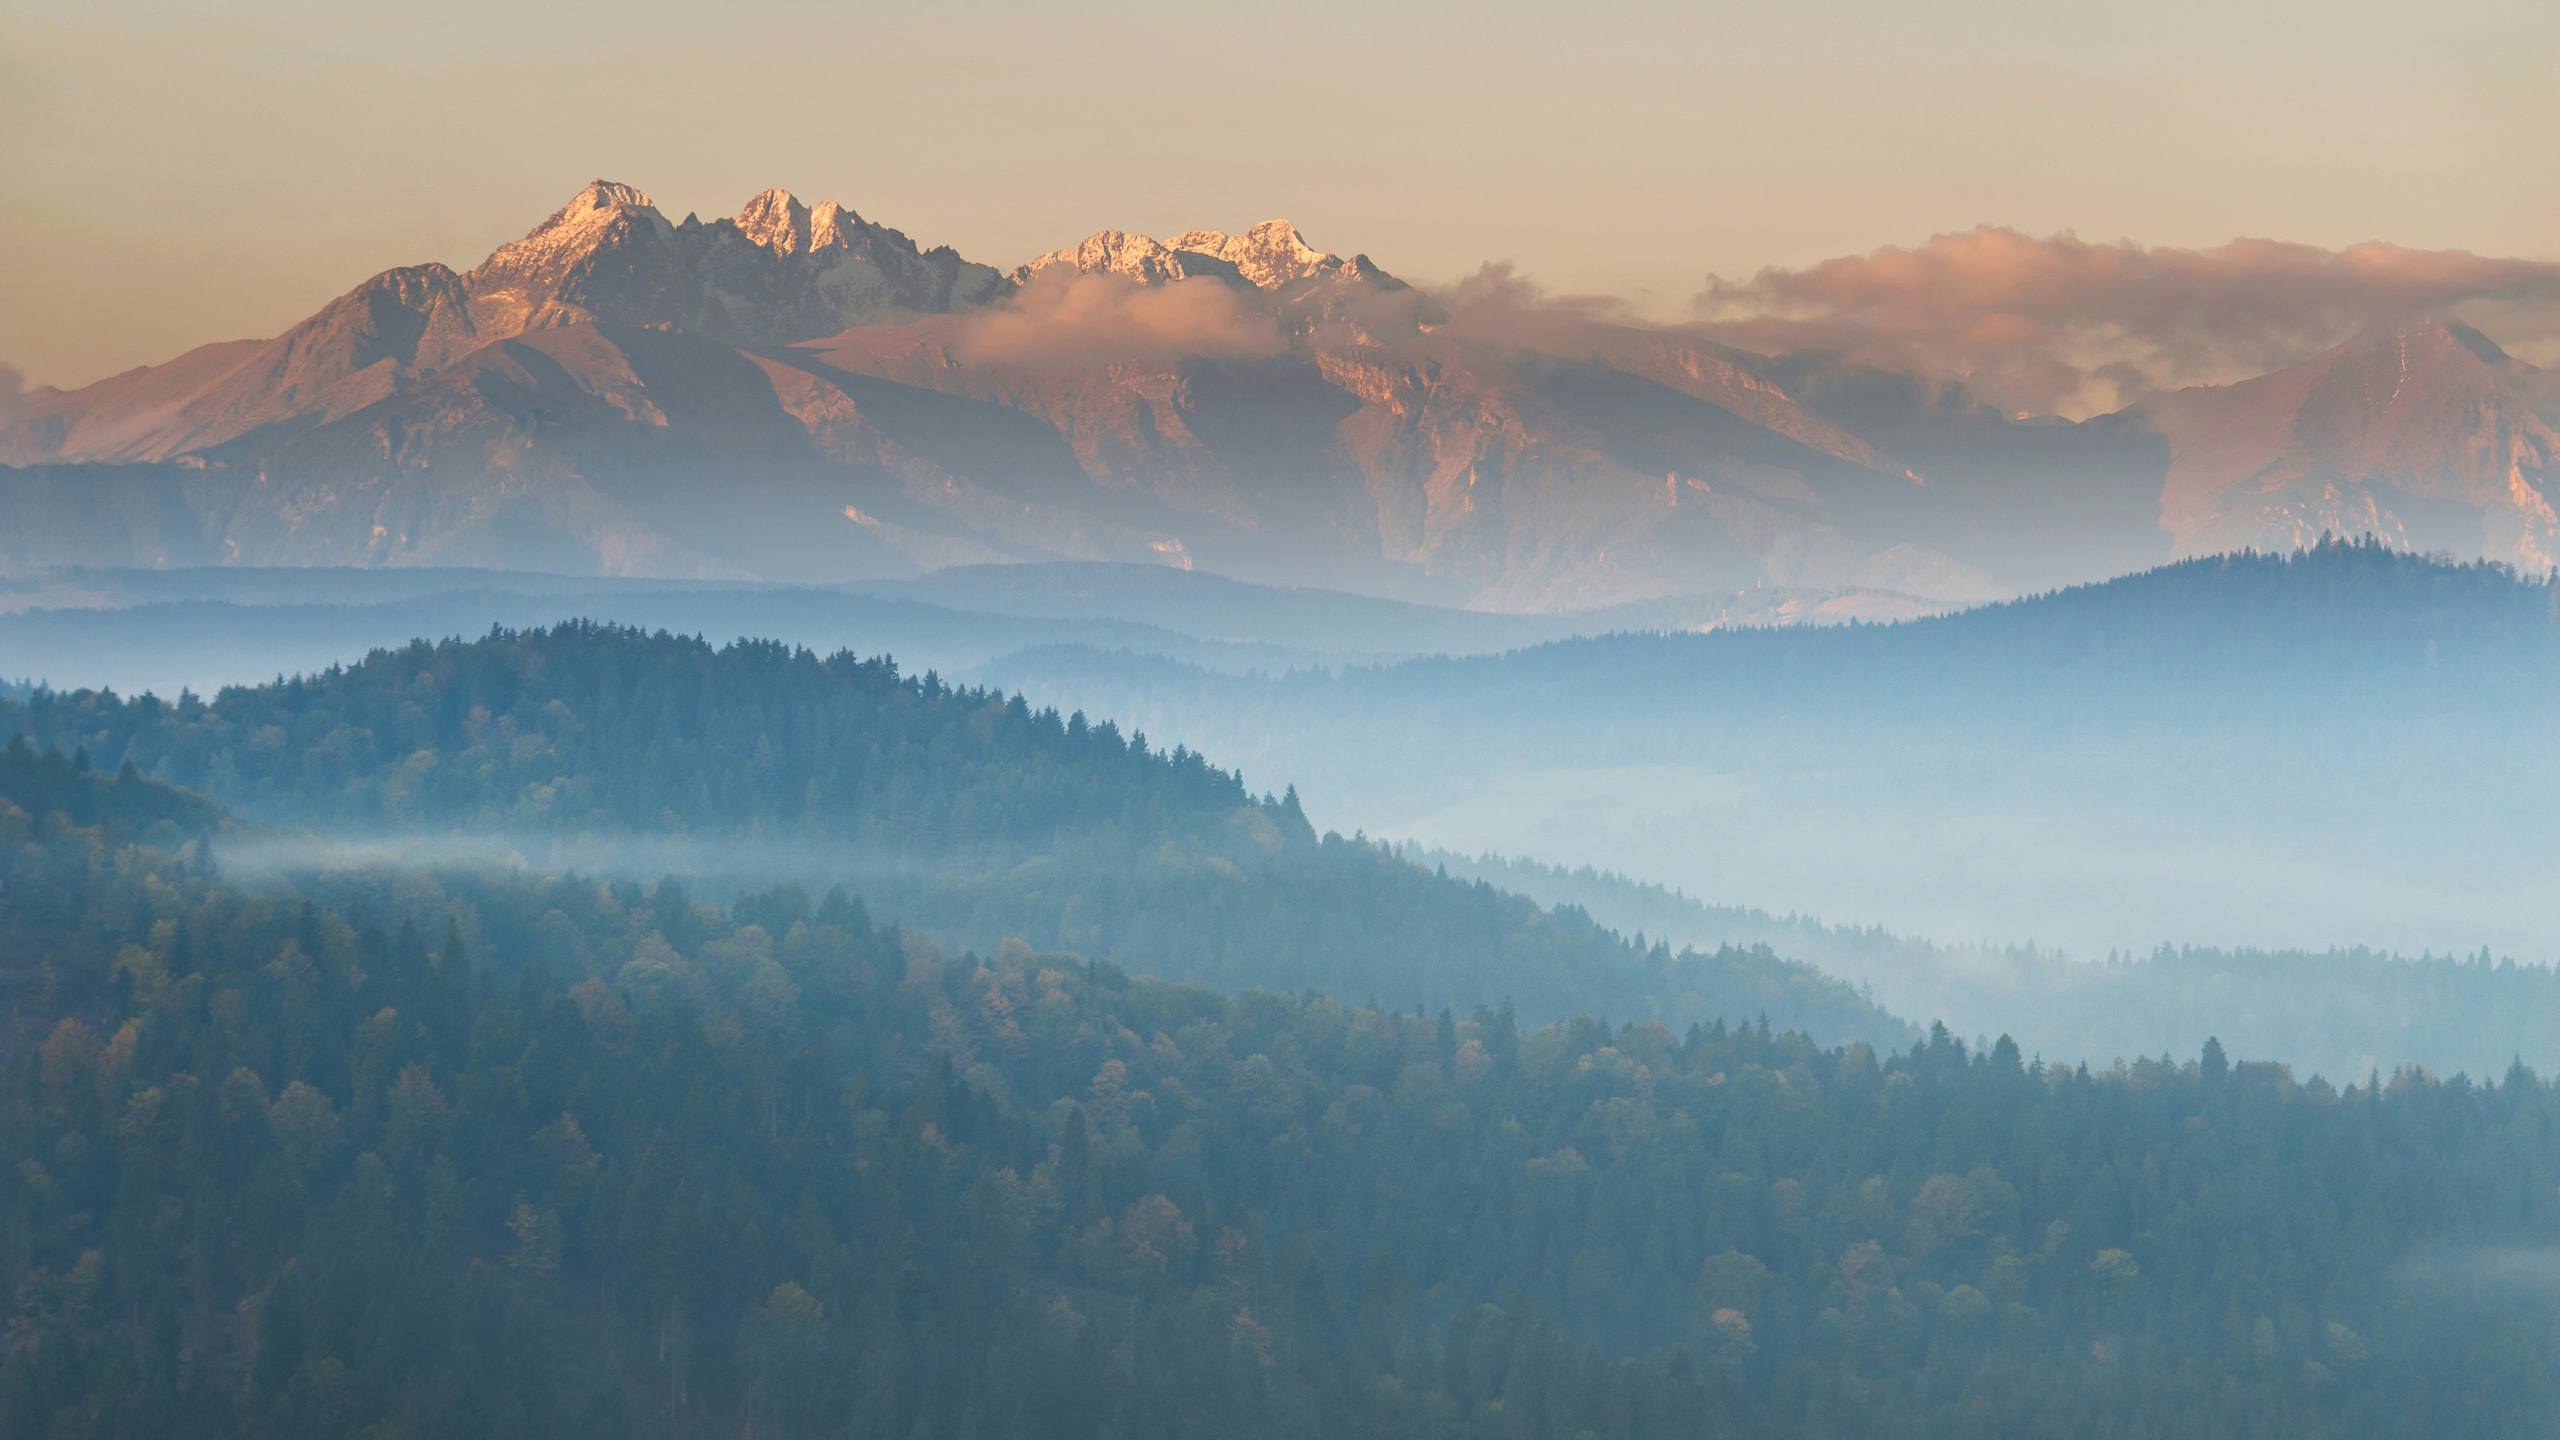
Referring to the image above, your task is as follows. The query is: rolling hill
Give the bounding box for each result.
[0,621,1907,1044]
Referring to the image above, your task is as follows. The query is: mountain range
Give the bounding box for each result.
[5,180,2556,607]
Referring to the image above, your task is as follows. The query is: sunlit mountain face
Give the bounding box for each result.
[8,183,2557,614]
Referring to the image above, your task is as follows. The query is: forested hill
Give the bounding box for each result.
[0,626,1905,1045]
[8,782,2560,1437]
[0,735,225,843]
[6,623,1256,844]
[970,537,2560,838]
[992,539,2560,751]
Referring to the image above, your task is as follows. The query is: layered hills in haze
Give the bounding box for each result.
[5,181,2557,607]
[977,541,2560,963]
[0,622,1904,1045]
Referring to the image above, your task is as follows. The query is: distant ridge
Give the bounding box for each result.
[4,178,2555,609]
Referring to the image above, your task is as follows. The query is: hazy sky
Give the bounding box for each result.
[3,0,2553,389]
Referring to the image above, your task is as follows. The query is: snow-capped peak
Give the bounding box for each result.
[1019,219,1376,291]
[1170,220,1342,288]
[807,200,865,251]
[733,188,873,256]
[534,180,660,234]
[483,179,669,267]
[1017,229,1205,285]
[735,188,812,254]
[464,179,677,329]
[571,178,655,210]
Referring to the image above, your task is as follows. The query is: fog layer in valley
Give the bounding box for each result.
[14,541,2558,1084]
[1372,767,2541,962]
[969,543,2560,971]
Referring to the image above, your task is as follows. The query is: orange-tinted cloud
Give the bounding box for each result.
[1694,227,2560,418]
[957,270,1283,367]
[1425,262,1647,353]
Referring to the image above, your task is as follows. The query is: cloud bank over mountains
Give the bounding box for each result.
[1692,227,2560,418]
[956,270,1284,366]
[398,206,2558,433]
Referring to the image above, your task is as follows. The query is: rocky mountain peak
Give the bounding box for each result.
[474,179,673,287]
[1168,220,1346,288]
[524,179,665,241]
[1016,229,1221,286]
[2282,317,2517,399]
[339,262,468,306]
[2300,314,2527,416]
[1018,218,1385,293]
[735,187,813,254]
[806,199,865,251]
[729,188,879,258]
[2137,309,2559,569]
[566,178,656,212]
[2386,315,2513,368]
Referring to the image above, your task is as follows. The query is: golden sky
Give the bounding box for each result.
[3,0,2552,389]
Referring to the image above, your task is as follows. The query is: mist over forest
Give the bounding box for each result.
[10,524,2560,1439]
[12,541,2556,1076]
[10,112,2560,1431]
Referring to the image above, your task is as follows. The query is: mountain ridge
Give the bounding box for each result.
[2139,317,2560,568]
[5,181,2554,608]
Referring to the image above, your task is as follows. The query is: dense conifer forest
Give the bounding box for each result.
[11,4,2554,1428]
[11,578,2560,1438]
[7,759,2559,1437]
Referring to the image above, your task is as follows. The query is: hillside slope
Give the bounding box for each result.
[1,623,1905,1043]
[7,776,2558,1438]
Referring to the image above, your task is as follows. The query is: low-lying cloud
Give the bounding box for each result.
[958,270,1283,367]
[957,231,2560,415]
[1693,227,2560,418]
[1427,263,1652,354]
[211,828,1030,897]
[2398,1246,2560,1301]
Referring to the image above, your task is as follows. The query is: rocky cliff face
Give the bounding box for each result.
[2138,319,2560,569]
[464,180,1006,344]
[1,181,1006,466]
